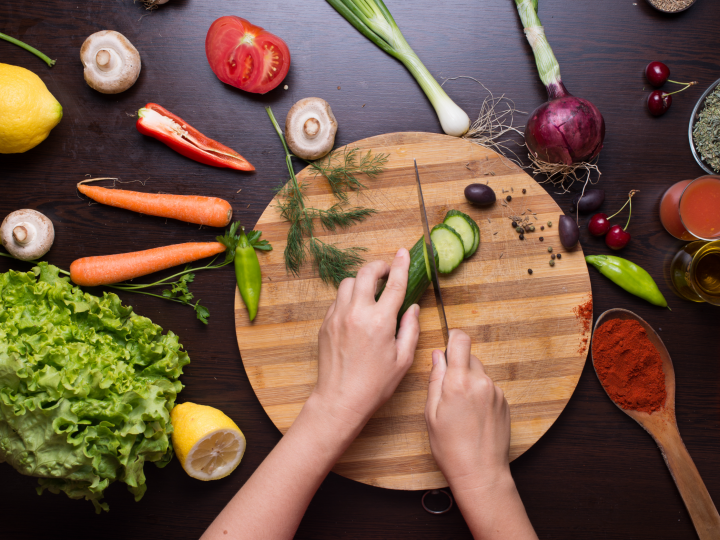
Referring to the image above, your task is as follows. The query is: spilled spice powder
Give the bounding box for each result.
[592,319,666,413]
[573,298,593,354]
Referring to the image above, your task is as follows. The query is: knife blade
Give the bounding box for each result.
[414,160,450,349]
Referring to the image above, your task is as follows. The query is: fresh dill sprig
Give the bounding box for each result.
[310,147,388,202]
[266,106,385,286]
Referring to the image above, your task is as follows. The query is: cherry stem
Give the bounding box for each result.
[668,79,695,86]
[624,196,632,231]
[664,81,697,96]
[607,190,640,227]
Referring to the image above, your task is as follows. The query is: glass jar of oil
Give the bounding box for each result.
[670,240,720,305]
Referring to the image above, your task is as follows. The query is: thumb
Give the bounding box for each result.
[425,349,447,422]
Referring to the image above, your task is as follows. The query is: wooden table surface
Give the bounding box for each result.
[1,1,719,538]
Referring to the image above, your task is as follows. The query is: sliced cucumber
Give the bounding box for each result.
[430,224,465,273]
[443,210,478,259]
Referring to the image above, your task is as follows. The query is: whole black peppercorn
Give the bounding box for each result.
[557,253,562,259]
[519,234,525,240]
[506,195,512,202]
[528,268,533,275]
[516,227,524,233]
[511,221,517,228]
[522,188,527,194]
[540,225,545,231]
[551,254,556,260]
[539,237,544,242]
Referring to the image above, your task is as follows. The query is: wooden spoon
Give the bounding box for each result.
[593,308,720,539]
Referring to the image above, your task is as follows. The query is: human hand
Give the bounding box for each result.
[425,330,511,493]
[311,248,420,433]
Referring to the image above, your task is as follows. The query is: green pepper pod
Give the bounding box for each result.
[235,226,262,321]
[585,255,668,308]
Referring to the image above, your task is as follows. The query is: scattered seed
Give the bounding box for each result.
[521,211,526,215]
[337,86,341,90]
[493,231,498,235]
[549,260,555,267]
[557,253,562,259]
[551,254,556,260]
[506,195,512,202]
[519,234,525,240]
[499,252,504,259]
[236,188,242,193]
[534,216,538,220]
[362,104,366,107]
[490,171,496,176]
[511,221,517,228]
[528,268,533,275]
[527,208,532,213]
[516,227,524,233]
[522,188,527,194]
[539,236,544,242]
[502,188,506,193]
[501,202,508,207]
[488,218,492,223]
[511,187,514,192]
[547,221,553,227]
[547,246,553,253]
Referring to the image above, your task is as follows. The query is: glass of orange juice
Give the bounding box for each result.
[679,175,720,241]
[660,179,696,240]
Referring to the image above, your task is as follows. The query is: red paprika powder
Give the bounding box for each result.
[592,319,666,413]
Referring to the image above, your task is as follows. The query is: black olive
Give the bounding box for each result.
[571,189,605,214]
[559,215,580,249]
[464,184,496,206]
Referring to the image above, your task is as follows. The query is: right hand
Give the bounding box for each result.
[425,329,511,492]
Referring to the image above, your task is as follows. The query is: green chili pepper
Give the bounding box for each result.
[235,226,262,321]
[585,255,668,308]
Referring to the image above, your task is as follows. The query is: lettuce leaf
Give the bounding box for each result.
[0,263,190,512]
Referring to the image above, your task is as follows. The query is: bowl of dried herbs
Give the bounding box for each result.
[690,78,720,175]
[646,0,696,13]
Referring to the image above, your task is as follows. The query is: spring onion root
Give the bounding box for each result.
[326,0,470,136]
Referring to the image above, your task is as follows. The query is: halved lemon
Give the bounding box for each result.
[171,402,246,481]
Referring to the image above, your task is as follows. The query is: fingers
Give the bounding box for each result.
[336,276,355,307]
[445,329,472,371]
[425,348,447,421]
[352,260,391,303]
[395,304,420,368]
[321,299,337,326]
[377,248,411,312]
[468,354,486,375]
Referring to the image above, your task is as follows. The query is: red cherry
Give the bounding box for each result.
[645,61,670,87]
[605,225,631,250]
[648,90,672,116]
[588,213,610,236]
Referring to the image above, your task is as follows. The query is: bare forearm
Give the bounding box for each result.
[452,473,538,540]
[202,395,360,540]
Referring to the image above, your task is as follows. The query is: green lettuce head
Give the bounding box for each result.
[0,263,190,512]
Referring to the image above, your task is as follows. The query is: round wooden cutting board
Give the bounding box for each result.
[235,132,592,490]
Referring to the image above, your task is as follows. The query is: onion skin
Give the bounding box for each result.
[525,82,605,166]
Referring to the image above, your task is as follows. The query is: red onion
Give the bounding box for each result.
[515,1,605,165]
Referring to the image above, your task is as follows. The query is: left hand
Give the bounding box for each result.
[312,248,420,432]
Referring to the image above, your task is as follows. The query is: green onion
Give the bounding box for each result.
[326,0,470,136]
[0,32,55,67]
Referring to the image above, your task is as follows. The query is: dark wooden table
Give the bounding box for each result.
[2,0,719,538]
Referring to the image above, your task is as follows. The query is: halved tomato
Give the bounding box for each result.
[206,16,291,94]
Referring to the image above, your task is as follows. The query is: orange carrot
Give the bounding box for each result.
[70,242,226,286]
[77,179,233,227]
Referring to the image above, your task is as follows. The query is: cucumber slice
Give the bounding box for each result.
[430,224,465,273]
[444,210,477,259]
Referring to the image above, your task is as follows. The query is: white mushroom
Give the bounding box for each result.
[80,30,141,94]
[0,209,55,261]
[285,98,338,161]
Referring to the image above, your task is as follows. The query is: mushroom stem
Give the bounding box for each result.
[96,49,112,70]
[304,118,320,138]
[13,225,29,244]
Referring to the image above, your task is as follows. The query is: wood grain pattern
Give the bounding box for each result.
[235,132,592,490]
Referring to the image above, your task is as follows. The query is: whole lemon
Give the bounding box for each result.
[0,63,63,154]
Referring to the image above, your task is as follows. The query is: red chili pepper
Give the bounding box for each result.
[136,103,254,171]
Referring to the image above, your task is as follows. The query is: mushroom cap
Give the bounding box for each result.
[80,30,141,94]
[285,98,338,161]
[0,209,55,261]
